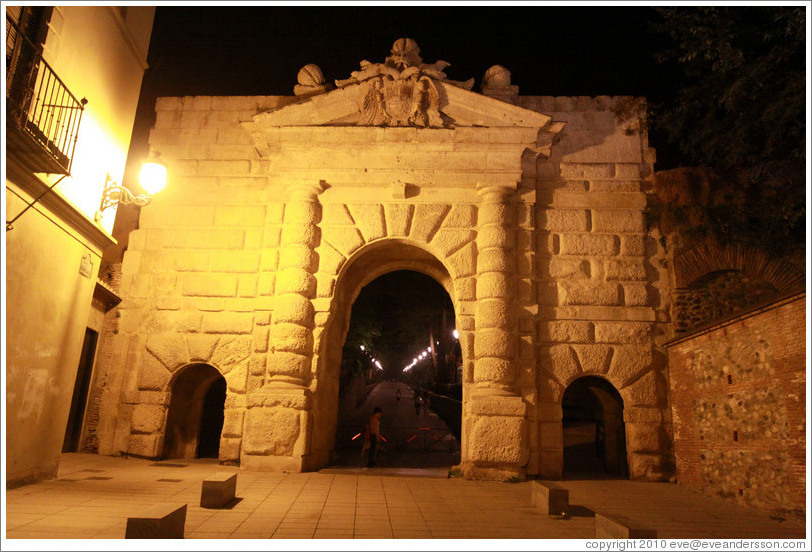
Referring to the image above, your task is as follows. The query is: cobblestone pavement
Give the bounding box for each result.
[3,453,806,545]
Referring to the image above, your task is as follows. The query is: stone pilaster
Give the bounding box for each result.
[473,182,518,395]
[265,181,324,388]
[242,181,324,472]
[464,182,528,479]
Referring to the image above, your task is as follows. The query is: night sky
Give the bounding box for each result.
[142,5,674,98]
[128,5,681,171]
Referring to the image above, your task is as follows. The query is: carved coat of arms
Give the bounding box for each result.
[334,38,474,128]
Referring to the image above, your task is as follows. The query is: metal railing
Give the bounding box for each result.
[337,425,460,453]
[6,14,85,174]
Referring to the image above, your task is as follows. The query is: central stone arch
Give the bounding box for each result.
[311,239,460,468]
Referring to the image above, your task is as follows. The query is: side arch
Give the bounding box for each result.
[561,375,628,478]
[674,242,805,291]
[161,362,226,460]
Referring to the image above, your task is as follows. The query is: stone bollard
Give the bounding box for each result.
[125,503,187,538]
[200,472,238,508]
[595,512,658,538]
[531,480,570,515]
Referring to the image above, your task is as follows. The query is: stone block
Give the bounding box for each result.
[592,210,646,234]
[559,163,615,180]
[531,481,569,515]
[559,280,620,306]
[571,344,613,374]
[447,242,477,278]
[242,406,300,456]
[200,472,238,508]
[595,322,651,344]
[210,336,252,372]
[469,418,527,466]
[443,203,476,228]
[347,204,386,242]
[210,251,261,273]
[411,204,450,243]
[182,273,238,298]
[604,259,647,281]
[608,346,654,389]
[215,205,266,227]
[325,227,365,257]
[539,209,589,232]
[186,334,218,363]
[199,160,251,176]
[614,163,647,179]
[131,404,165,434]
[559,234,619,256]
[383,203,414,237]
[177,229,245,250]
[202,312,254,334]
[222,409,245,438]
[238,274,258,297]
[539,257,590,280]
[125,503,187,539]
[594,512,657,538]
[538,321,593,343]
[138,353,172,391]
[623,284,650,306]
[431,228,476,259]
[626,422,665,453]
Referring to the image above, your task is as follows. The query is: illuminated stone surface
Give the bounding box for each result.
[99,40,670,481]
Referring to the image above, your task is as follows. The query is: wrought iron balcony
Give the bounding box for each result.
[6,14,85,175]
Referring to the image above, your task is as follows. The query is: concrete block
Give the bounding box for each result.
[200,472,238,508]
[125,503,187,538]
[594,512,657,538]
[531,480,569,515]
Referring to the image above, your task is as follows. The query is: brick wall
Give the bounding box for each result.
[667,293,806,515]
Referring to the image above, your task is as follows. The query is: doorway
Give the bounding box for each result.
[562,376,628,478]
[162,363,226,460]
[62,328,98,452]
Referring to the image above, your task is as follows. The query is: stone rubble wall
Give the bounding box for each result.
[667,293,806,515]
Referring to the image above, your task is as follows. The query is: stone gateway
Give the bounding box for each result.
[97,39,672,481]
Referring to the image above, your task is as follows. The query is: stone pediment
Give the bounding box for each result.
[246,38,552,131]
[250,80,551,129]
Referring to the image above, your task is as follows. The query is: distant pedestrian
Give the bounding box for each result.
[366,407,383,468]
[421,393,431,416]
[414,390,422,415]
[396,388,401,402]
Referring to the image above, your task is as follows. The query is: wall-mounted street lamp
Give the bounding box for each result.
[94,152,167,223]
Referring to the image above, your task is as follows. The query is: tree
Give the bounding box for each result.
[647,6,806,256]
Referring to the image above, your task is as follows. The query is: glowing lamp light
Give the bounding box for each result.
[452,329,459,339]
[360,345,365,351]
[139,161,167,195]
[95,152,168,223]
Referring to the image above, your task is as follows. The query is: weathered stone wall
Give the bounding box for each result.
[96,90,670,480]
[521,96,671,480]
[667,293,806,515]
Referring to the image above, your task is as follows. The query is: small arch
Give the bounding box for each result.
[674,243,804,292]
[561,376,628,479]
[162,363,226,460]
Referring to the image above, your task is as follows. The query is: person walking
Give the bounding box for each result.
[366,407,383,468]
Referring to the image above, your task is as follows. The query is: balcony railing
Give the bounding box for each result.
[6,15,85,175]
